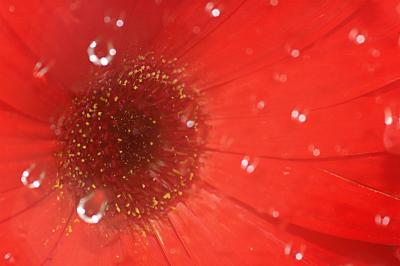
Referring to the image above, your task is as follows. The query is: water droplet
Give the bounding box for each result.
[192,26,201,34]
[290,49,300,58]
[103,16,111,24]
[369,48,381,58]
[385,108,394,126]
[240,156,258,174]
[284,244,292,255]
[291,109,307,123]
[270,0,279,7]
[3,252,15,264]
[375,214,391,227]
[273,72,287,83]
[383,108,400,154]
[33,61,51,78]
[20,164,45,189]
[271,208,280,218]
[211,8,221,17]
[77,191,107,224]
[186,120,195,128]
[205,2,221,17]
[349,28,366,45]
[87,40,116,66]
[8,5,15,13]
[116,19,124,28]
[308,145,321,157]
[295,252,304,261]
[256,100,265,110]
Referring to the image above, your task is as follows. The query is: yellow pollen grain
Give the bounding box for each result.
[163,192,171,200]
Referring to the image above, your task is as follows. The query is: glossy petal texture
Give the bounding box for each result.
[0,0,400,265]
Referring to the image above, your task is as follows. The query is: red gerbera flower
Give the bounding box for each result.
[1,0,400,265]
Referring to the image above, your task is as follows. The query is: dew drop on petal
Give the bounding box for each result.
[192,26,201,34]
[104,16,111,24]
[291,109,300,119]
[240,156,258,174]
[256,100,265,110]
[33,61,51,78]
[284,244,292,255]
[295,252,304,261]
[349,28,366,45]
[241,156,249,169]
[76,191,108,224]
[271,208,280,218]
[273,72,287,83]
[383,108,400,154]
[211,8,221,17]
[186,120,195,128]
[87,40,116,66]
[20,164,45,189]
[290,49,300,58]
[298,114,307,123]
[375,214,391,227]
[116,19,124,28]
[270,0,279,7]
[8,5,15,13]
[3,252,15,264]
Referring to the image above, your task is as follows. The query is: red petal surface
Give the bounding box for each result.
[0,0,399,265]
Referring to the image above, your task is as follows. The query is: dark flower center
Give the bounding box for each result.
[54,55,205,224]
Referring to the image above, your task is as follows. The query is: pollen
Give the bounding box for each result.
[55,54,206,226]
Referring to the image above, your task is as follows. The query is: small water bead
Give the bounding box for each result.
[186,120,195,128]
[116,19,124,28]
[295,252,304,261]
[33,61,51,78]
[211,8,221,17]
[8,5,15,13]
[284,244,292,255]
[349,28,366,45]
[256,100,265,110]
[273,72,287,83]
[271,208,280,218]
[290,49,300,58]
[205,2,221,18]
[20,164,45,189]
[308,145,321,157]
[383,108,400,154]
[269,0,279,7]
[76,192,108,224]
[104,16,111,24]
[240,156,258,174]
[375,214,391,227]
[87,40,116,66]
[291,109,307,123]
[3,252,15,264]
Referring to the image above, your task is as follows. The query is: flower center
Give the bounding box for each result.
[55,55,205,224]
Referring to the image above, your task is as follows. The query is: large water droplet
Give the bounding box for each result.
[76,191,108,224]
